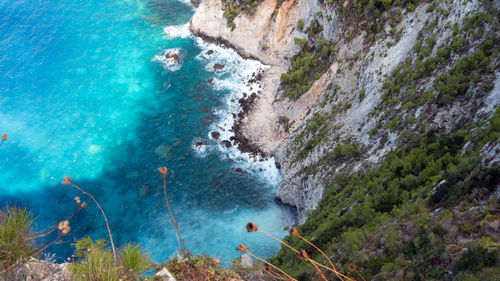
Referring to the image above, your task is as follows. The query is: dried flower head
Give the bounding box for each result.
[158,167,168,176]
[246,222,258,232]
[289,227,299,237]
[236,244,248,253]
[74,196,81,204]
[264,266,274,273]
[61,176,72,185]
[62,225,71,235]
[297,249,309,261]
[58,220,71,235]
[1,134,6,141]
[348,264,357,272]
[80,202,87,209]
[212,258,221,264]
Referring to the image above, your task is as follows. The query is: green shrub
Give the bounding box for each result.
[120,243,151,275]
[454,246,498,273]
[0,207,36,271]
[70,237,151,281]
[297,19,304,30]
[70,238,120,281]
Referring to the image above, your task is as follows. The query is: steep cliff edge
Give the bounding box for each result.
[190,0,500,223]
[190,0,339,154]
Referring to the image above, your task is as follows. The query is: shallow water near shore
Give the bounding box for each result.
[0,0,294,262]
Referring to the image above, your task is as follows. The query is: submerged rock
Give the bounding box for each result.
[213,63,224,70]
[221,140,232,148]
[210,131,220,139]
[165,52,179,62]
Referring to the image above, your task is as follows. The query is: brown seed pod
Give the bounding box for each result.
[62,226,71,235]
[297,249,309,261]
[289,227,299,237]
[348,263,357,272]
[158,167,168,176]
[246,222,258,232]
[236,244,248,253]
[61,176,72,185]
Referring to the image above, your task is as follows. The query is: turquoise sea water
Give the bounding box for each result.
[0,0,294,262]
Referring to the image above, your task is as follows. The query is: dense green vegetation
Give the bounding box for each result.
[280,38,335,100]
[271,107,500,280]
[222,0,264,29]
[279,0,418,100]
[374,10,497,132]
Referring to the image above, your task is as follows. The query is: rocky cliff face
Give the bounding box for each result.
[191,0,500,221]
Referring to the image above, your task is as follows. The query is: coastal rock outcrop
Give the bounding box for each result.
[191,0,500,222]
[165,52,180,62]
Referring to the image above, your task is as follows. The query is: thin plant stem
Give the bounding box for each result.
[309,259,328,281]
[258,230,299,254]
[68,182,117,263]
[354,269,366,281]
[30,207,82,240]
[311,261,356,281]
[162,174,187,258]
[257,229,334,280]
[297,234,344,281]
[254,263,289,281]
[246,251,297,281]
[162,175,181,252]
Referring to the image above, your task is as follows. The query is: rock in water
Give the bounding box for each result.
[205,49,214,55]
[213,63,224,70]
[210,131,220,139]
[165,52,179,62]
[194,141,205,147]
[221,140,232,148]
[234,167,243,173]
[190,0,201,7]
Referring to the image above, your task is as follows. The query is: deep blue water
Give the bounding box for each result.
[0,0,294,263]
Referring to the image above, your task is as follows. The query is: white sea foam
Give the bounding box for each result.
[163,23,191,39]
[191,37,281,186]
[159,23,281,186]
[152,48,183,72]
